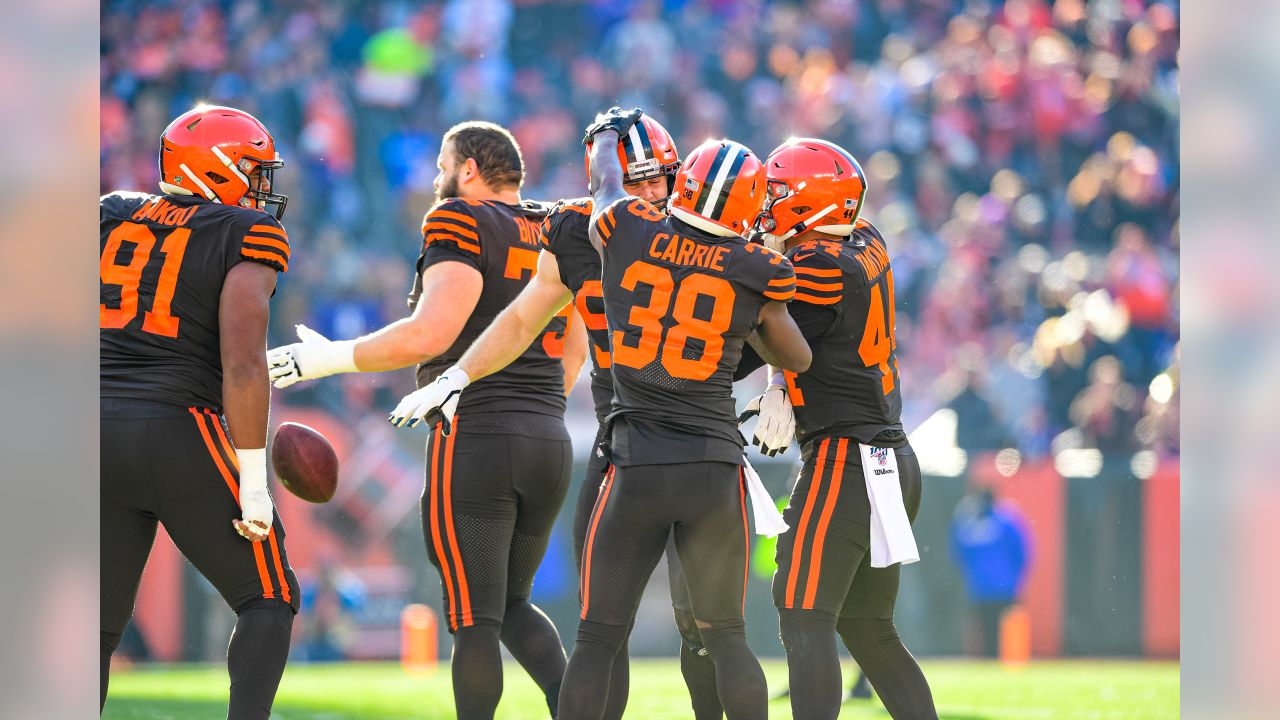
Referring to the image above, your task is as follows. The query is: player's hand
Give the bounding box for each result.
[743,384,795,457]
[582,106,644,145]
[388,366,470,432]
[267,324,358,389]
[233,449,273,543]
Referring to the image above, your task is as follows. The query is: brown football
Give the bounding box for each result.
[271,422,339,503]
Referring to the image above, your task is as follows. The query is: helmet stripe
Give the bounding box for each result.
[691,143,732,215]
[699,142,748,219]
[709,148,749,220]
[626,124,648,163]
[636,122,653,159]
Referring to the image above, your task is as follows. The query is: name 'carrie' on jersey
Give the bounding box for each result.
[592,195,796,467]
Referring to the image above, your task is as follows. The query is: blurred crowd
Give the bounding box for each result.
[100,0,1179,461]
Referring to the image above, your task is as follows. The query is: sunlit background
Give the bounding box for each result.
[100,0,1178,668]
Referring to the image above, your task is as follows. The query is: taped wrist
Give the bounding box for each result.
[319,339,358,376]
[235,448,268,490]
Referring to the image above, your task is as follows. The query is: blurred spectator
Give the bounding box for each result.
[950,488,1032,658]
[296,563,367,662]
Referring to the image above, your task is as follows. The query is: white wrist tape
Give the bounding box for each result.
[321,339,359,376]
[235,448,268,490]
[768,370,787,390]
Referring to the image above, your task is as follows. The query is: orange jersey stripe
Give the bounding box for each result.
[243,234,291,257]
[424,232,481,255]
[768,276,795,287]
[794,266,842,278]
[594,216,613,241]
[558,203,591,216]
[442,421,471,627]
[429,423,459,630]
[793,292,841,305]
[242,248,289,272]
[267,530,291,605]
[189,409,274,600]
[803,438,849,609]
[424,220,479,241]
[250,224,287,238]
[785,438,830,607]
[794,277,841,292]
[739,469,749,615]
[580,466,616,618]
[763,288,795,301]
[430,209,478,227]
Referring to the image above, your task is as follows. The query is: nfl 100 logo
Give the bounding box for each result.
[870,446,890,467]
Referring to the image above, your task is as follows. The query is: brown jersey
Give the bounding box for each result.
[408,198,569,420]
[100,191,290,411]
[782,220,904,446]
[594,197,796,466]
[540,197,613,426]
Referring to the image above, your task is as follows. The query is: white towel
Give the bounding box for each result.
[742,456,789,537]
[859,444,919,567]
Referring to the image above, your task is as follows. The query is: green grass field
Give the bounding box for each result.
[103,658,1178,719]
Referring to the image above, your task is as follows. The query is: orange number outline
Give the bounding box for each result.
[858,272,898,395]
[610,261,736,381]
[100,222,190,338]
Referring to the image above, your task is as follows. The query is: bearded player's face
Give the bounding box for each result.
[434,141,462,200]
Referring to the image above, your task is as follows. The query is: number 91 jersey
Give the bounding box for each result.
[594,197,796,467]
[100,191,290,411]
[783,220,903,447]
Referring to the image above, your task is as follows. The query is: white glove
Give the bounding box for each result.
[743,374,795,457]
[388,366,470,432]
[233,448,273,542]
[267,324,358,389]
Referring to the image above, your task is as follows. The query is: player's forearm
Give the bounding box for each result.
[560,312,589,397]
[352,316,453,373]
[223,357,270,451]
[588,133,628,252]
[757,306,813,373]
[457,301,561,383]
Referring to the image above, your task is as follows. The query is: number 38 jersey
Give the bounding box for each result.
[408,198,569,420]
[100,191,290,412]
[784,220,904,447]
[594,197,796,467]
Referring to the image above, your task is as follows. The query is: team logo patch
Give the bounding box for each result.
[870,446,890,467]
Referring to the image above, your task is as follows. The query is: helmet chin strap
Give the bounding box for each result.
[770,203,839,250]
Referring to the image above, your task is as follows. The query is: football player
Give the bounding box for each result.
[267,122,585,719]
[741,138,938,719]
[100,105,298,719]
[568,108,809,720]
[390,114,724,719]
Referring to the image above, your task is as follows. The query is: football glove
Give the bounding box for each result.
[267,324,358,389]
[233,448,273,543]
[582,106,644,146]
[388,366,470,432]
[740,376,795,457]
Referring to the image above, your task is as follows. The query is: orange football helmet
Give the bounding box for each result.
[754,138,867,251]
[585,114,681,204]
[158,105,288,219]
[668,139,766,237]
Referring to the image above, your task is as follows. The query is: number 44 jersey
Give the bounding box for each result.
[100,191,290,411]
[594,197,796,467]
[782,219,903,447]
